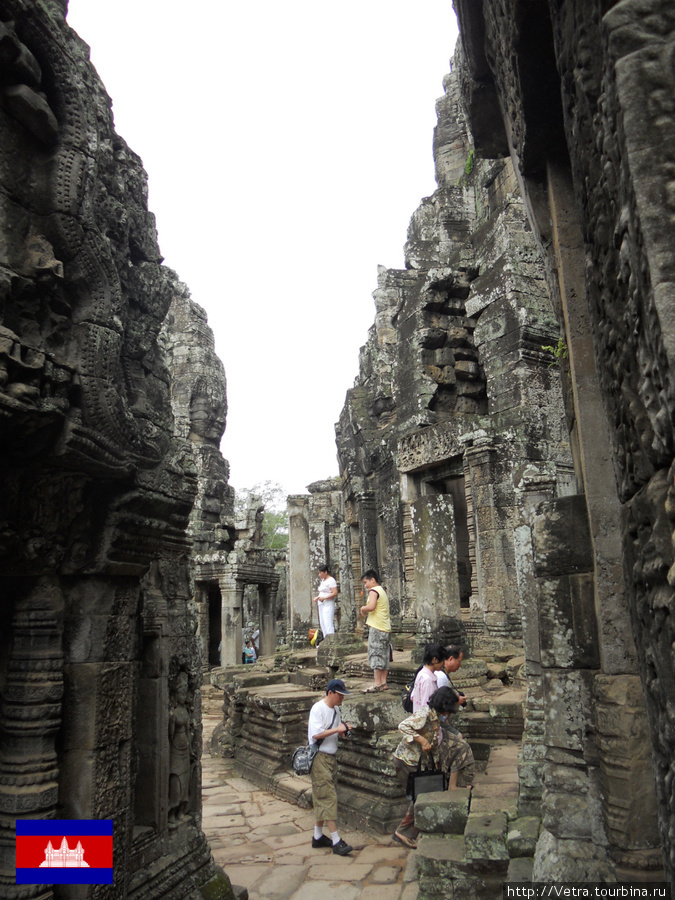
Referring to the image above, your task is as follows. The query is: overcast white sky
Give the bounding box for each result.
[66,1,459,496]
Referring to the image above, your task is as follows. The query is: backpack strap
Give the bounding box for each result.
[315,709,338,747]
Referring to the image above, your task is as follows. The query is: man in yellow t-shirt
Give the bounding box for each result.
[360,569,392,693]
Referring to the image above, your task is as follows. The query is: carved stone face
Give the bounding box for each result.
[188,393,225,445]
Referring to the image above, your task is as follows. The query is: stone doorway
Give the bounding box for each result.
[421,459,474,610]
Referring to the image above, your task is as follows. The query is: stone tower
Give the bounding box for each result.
[0,2,233,897]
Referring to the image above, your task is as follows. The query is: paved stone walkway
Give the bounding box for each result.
[201,687,419,900]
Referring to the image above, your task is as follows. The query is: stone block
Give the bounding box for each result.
[486,662,507,679]
[538,574,600,669]
[316,632,365,666]
[531,495,592,577]
[532,828,615,882]
[507,857,534,883]
[416,834,466,875]
[489,700,524,719]
[542,784,605,844]
[414,788,471,834]
[464,812,509,861]
[507,816,541,857]
[541,669,595,753]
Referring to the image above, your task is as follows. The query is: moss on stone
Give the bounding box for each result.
[198,870,236,900]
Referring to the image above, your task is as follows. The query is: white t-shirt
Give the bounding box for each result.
[318,576,337,602]
[307,699,341,754]
[435,670,450,689]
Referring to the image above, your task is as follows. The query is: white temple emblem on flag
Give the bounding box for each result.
[39,836,90,868]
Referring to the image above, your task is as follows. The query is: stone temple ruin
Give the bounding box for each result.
[1,0,674,898]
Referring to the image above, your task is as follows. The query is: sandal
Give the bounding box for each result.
[363,685,379,693]
[375,684,389,692]
[392,832,417,850]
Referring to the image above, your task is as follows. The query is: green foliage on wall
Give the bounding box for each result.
[542,337,568,368]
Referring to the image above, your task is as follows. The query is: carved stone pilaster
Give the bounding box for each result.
[0,578,64,900]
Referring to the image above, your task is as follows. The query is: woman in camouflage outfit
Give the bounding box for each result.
[392,686,472,849]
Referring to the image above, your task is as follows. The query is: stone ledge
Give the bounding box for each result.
[415,788,471,834]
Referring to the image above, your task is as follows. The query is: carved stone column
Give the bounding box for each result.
[0,578,64,900]
[259,585,276,658]
[287,496,312,646]
[220,577,243,667]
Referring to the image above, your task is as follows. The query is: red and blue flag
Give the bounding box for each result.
[16,819,113,885]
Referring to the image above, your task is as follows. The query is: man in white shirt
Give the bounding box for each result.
[434,645,473,787]
[312,565,338,639]
[435,645,467,706]
[307,678,353,855]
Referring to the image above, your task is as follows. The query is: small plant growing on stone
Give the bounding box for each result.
[464,148,475,176]
[542,337,568,367]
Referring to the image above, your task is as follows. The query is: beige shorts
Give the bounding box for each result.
[311,751,338,822]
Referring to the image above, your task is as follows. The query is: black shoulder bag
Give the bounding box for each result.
[406,751,446,801]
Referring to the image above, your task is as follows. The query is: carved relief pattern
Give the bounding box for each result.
[0,1,174,474]
[548,1,675,879]
[0,579,64,900]
[0,3,224,898]
[625,468,675,876]
[467,0,675,880]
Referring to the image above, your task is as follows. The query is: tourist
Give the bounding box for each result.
[360,569,392,693]
[411,642,448,711]
[392,686,463,849]
[428,645,474,788]
[243,640,256,664]
[435,644,467,706]
[312,565,338,639]
[307,679,354,855]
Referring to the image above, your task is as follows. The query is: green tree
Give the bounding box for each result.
[234,480,289,550]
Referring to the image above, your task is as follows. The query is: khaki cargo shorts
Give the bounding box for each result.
[310,751,338,821]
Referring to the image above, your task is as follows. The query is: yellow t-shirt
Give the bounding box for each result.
[365,585,391,633]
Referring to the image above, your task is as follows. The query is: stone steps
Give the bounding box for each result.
[414,741,541,900]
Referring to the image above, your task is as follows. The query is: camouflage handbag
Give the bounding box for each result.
[291,743,320,776]
[291,710,337,775]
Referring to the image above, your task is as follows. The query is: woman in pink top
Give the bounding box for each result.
[411,643,449,712]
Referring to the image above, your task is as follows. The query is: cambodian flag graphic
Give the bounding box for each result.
[16,820,113,885]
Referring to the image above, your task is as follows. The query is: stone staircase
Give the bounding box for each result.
[415,742,540,900]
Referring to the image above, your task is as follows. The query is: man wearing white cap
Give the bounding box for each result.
[307,678,353,855]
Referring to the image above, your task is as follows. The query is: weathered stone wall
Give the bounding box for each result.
[454,0,672,883]
[0,3,232,897]
[336,63,573,652]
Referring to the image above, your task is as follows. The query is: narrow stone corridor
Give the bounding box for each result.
[201,685,420,900]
